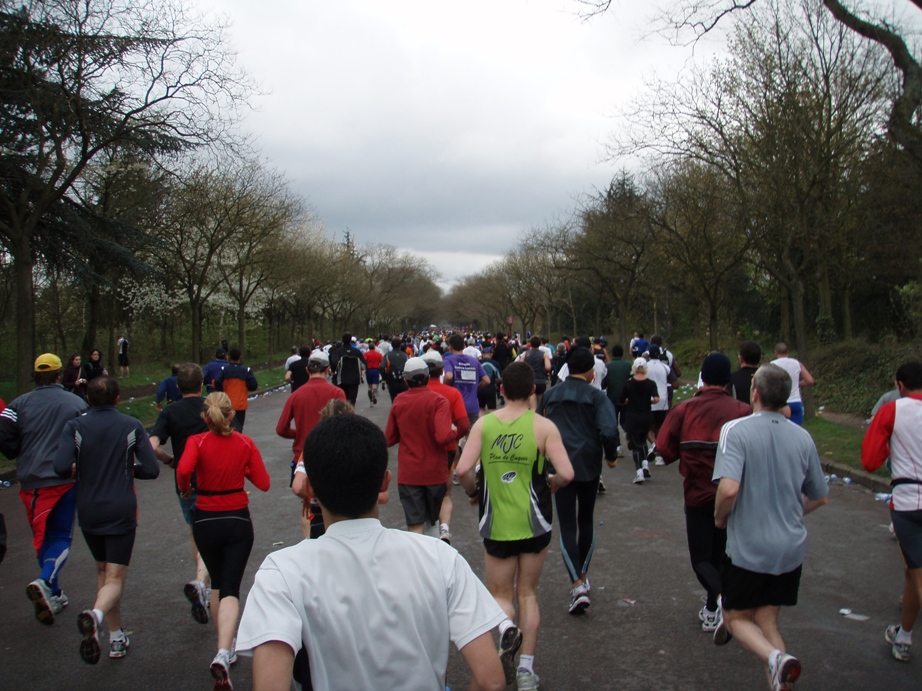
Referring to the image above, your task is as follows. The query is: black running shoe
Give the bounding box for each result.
[498,625,523,686]
[77,610,101,664]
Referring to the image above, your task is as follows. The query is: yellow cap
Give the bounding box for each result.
[34,353,63,372]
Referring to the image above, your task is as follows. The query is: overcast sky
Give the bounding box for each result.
[194,0,713,289]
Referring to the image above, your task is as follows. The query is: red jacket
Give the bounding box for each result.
[385,387,457,486]
[177,431,270,511]
[656,388,751,508]
[427,379,471,451]
[276,378,347,460]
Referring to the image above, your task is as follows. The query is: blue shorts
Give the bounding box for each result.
[178,492,197,526]
[788,401,804,426]
[366,370,380,385]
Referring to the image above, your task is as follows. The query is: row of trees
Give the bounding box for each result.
[447,0,922,365]
[0,0,440,392]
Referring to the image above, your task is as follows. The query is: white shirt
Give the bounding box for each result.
[646,359,670,411]
[284,354,301,371]
[770,357,803,403]
[539,345,553,358]
[462,345,482,360]
[557,358,608,391]
[377,342,392,356]
[236,518,504,691]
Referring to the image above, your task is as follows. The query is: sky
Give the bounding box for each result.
[193,1,712,289]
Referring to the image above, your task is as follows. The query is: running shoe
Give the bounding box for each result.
[498,625,523,686]
[77,610,101,665]
[372,391,378,405]
[597,479,606,494]
[229,637,238,665]
[452,471,460,485]
[50,591,69,615]
[885,625,911,662]
[26,578,55,626]
[646,445,657,463]
[700,607,721,632]
[642,460,651,478]
[109,635,130,659]
[568,582,590,615]
[768,652,801,691]
[210,650,233,690]
[713,605,732,646]
[439,526,452,545]
[617,445,624,458]
[184,580,210,624]
[633,469,645,484]
[516,669,540,691]
[654,457,666,466]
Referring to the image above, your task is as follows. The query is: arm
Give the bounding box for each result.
[213,369,224,392]
[538,416,574,489]
[654,404,683,465]
[478,374,490,390]
[245,441,271,492]
[714,478,740,529]
[246,368,259,392]
[291,460,308,498]
[434,398,459,446]
[275,399,296,440]
[52,421,78,478]
[0,405,21,459]
[799,363,815,388]
[862,401,894,472]
[132,426,161,480]
[457,418,483,498]
[803,495,828,515]
[544,353,552,373]
[596,396,620,461]
[459,631,506,691]
[252,641,296,691]
[384,409,400,447]
[453,398,471,441]
[175,438,199,494]
[149,435,175,467]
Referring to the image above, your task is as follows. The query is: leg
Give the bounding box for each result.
[39,486,77,594]
[407,523,425,534]
[724,607,781,662]
[574,481,598,577]
[902,567,922,634]
[216,596,240,652]
[553,484,581,583]
[685,504,723,611]
[484,551,518,622]
[95,563,129,633]
[514,548,549,657]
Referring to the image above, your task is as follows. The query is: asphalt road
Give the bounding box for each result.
[1,386,920,690]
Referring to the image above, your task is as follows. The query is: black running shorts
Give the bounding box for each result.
[891,509,922,569]
[82,529,136,566]
[398,483,447,527]
[483,532,552,559]
[721,555,802,611]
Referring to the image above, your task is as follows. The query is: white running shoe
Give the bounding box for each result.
[768,652,801,691]
[50,591,69,614]
[885,625,911,662]
[109,634,130,659]
[210,650,233,690]
[642,460,651,478]
[633,469,645,484]
[77,610,101,664]
[568,582,590,615]
[654,456,666,466]
[516,669,541,691]
[26,579,55,626]
[184,580,210,624]
[700,607,721,632]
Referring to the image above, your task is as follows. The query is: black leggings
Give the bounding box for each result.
[192,507,254,600]
[554,479,599,582]
[630,432,649,471]
[685,502,726,611]
[387,378,407,402]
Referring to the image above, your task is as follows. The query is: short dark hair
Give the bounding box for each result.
[650,334,663,346]
[612,344,624,357]
[33,370,60,386]
[228,348,242,361]
[291,346,298,354]
[299,344,312,357]
[529,335,541,348]
[501,362,534,401]
[739,341,762,366]
[753,365,791,410]
[177,363,204,394]
[342,332,352,345]
[774,342,789,355]
[391,337,402,349]
[87,376,119,406]
[448,334,465,351]
[171,364,179,375]
[303,415,388,518]
[896,361,922,391]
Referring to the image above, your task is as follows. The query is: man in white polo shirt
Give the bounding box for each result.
[236,414,506,691]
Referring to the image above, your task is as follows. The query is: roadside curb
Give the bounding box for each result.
[821,458,890,494]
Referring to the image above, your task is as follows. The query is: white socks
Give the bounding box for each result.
[897,627,913,645]
[498,619,515,637]
[518,654,535,674]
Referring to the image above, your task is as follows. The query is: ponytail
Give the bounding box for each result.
[203,392,234,436]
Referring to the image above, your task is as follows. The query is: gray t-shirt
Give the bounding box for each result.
[713,411,828,575]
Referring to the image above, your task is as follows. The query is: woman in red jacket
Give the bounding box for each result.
[177,392,270,691]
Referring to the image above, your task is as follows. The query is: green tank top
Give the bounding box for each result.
[478,411,553,541]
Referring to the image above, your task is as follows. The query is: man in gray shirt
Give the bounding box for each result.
[712,364,828,691]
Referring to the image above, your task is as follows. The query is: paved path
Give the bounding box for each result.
[1,387,920,690]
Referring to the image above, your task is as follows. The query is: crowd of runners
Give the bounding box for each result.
[0,330,920,691]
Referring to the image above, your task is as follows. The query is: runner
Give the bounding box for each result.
[384,358,459,534]
[202,349,227,393]
[213,349,258,432]
[177,392,271,691]
[537,347,619,614]
[602,344,632,459]
[518,336,551,410]
[384,337,409,402]
[52,377,160,664]
[730,341,762,405]
[148,363,212,624]
[444,333,491,429]
[0,353,86,625]
[712,364,828,690]
[769,343,815,426]
[457,361,575,690]
[619,358,660,484]
[116,335,130,377]
[862,360,922,663]
[655,353,751,634]
[363,342,383,405]
[329,333,368,405]
[644,345,671,468]
[236,414,507,691]
[479,347,503,417]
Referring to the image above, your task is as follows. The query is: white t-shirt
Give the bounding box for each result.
[770,357,803,403]
[285,354,301,371]
[646,359,670,411]
[557,358,608,391]
[462,345,482,360]
[236,518,505,691]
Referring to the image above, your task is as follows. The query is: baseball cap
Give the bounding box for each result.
[215,348,226,358]
[404,357,429,377]
[421,349,443,364]
[34,353,62,372]
[308,350,330,367]
[632,357,648,371]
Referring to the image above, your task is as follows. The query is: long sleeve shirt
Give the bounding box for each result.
[177,431,270,511]
[385,387,457,486]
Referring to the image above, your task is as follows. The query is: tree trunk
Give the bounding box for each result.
[82,284,101,354]
[237,303,246,355]
[191,300,202,363]
[780,284,791,343]
[708,299,719,351]
[15,239,34,395]
[790,279,814,421]
[841,289,853,340]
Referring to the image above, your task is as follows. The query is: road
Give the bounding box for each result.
[0,385,920,690]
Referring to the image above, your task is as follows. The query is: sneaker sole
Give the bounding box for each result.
[184,583,210,624]
[26,582,55,626]
[210,662,232,690]
[499,627,523,686]
[77,612,101,665]
[568,595,590,615]
[778,657,801,689]
[713,621,732,646]
[643,470,651,478]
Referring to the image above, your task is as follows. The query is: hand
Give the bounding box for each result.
[715,515,727,530]
[548,473,564,493]
[69,463,76,480]
[180,488,193,500]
